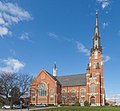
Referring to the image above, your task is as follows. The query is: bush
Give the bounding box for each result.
[84,100,90,106]
[48,104,54,106]
[30,104,35,107]
[105,102,109,106]
[60,104,69,106]
[74,100,80,106]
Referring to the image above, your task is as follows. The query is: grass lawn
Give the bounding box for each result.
[32,106,120,111]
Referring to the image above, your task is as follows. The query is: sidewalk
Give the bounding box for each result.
[0,106,57,111]
[0,109,29,111]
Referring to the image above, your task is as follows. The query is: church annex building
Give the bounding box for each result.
[30,11,105,106]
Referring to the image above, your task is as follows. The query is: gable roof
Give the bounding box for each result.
[32,69,86,87]
[45,70,61,85]
[56,74,86,87]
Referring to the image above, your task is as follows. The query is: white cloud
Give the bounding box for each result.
[0,26,11,37]
[48,32,59,40]
[77,42,111,62]
[0,58,25,73]
[103,55,111,63]
[19,32,30,40]
[96,0,110,9]
[106,93,120,104]
[0,1,32,37]
[102,1,109,9]
[0,17,5,24]
[76,42,90,56]
[48,32,75,43]
[103,22,108,29]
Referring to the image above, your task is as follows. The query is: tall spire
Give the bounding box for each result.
[91,10,102,53]
[94,10,99,36]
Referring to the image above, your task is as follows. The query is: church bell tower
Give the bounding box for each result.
[86,10,105,106]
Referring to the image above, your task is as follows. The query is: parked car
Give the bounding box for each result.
[13,104,21,109]
[2,105,10,109]
[35,104,46,107]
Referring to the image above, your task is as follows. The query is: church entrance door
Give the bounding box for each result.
[90,96,95,106]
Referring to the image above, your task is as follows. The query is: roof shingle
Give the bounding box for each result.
[45,70,86,87]
[56,74,86,86]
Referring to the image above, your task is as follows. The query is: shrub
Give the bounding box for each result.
[84,100,90,106]
[48,104,54,106]
[74,100,80,106]
[105,102,109,106]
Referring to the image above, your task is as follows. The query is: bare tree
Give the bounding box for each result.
[0,72,33,107]
[62,92,78,105]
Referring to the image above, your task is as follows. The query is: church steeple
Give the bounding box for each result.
[91,10,102,53]
[53,63,57,77]
[94,10,99,36]
[86,10,105,106]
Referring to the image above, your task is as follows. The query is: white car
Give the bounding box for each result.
[35,104,46,107]
[2,105,10,109]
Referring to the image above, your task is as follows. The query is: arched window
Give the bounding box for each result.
[62,90,66,97]
[71,90,75,97]
[31,90,35,101]
[50,89,54,101]
[62,90,66,103]
[31,91,35,96]
[91,96,95,104]
[38,83,46,96]
[81,89,84,96]
[91,84,95,93]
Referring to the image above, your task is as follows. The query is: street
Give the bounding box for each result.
[0,107,57,111]
[0,109,29,111]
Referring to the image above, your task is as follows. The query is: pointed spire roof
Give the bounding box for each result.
[91,10,102,53]
[53,62,57,77]
[94,10,99,36]
[54,62,56,69]
[86,64,90,70]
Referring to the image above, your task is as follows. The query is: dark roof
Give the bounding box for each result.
[45,70,86,87]
[56,74,86,86]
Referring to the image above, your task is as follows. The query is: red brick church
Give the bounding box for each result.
[30,11,105,106]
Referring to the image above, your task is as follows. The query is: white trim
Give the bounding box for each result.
[88,93,99,95]
[101,61,103,65]
[96,73,100,75]
[96,82,100,84]
[96,103,101,106]
[87,82,90,85]
[89,63,91,67]
[102,94,105,106]
[86,74,90,76]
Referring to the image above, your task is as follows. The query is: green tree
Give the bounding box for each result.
[74,99,80,106]
[84,100,90,106]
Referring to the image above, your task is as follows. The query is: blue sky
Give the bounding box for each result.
[0,0,120,102]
